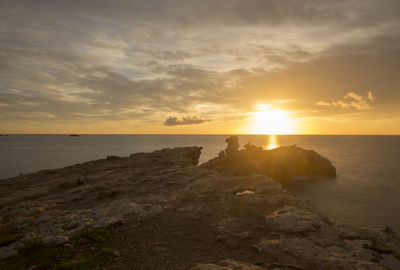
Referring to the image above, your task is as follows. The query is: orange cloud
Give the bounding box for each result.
[317,91,375,110]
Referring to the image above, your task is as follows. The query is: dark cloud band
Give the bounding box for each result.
[164,116,210,126]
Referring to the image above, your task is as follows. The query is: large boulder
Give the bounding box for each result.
[264,146,336,180]
[201,137,336,183]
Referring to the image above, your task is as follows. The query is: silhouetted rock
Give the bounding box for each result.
[106,155,121,161]
[244,142,263,152]
[202,140,336,182]
[186,146,203,166]
[225,136,239,155]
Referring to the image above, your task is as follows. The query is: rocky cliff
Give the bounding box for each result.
[0,139,398,269]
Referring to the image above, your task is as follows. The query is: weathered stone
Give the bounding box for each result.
[191,259,264,270]
[259,238,386,270]
[265,206,325,233]
[0,138,396,270]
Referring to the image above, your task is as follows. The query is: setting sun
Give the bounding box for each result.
[251,109,294,135]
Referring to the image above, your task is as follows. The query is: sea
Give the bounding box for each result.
[1,134,400,233]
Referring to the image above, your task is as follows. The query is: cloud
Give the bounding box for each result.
[0,0,400,133]
[367,92,375,101]
[317,92,375,110]
[164,116,210,126]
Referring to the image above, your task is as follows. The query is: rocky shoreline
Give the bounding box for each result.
[0,137,399,269]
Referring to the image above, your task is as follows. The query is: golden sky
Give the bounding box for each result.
[1,0,400,134]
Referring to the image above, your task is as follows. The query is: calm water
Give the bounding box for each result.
[1,135,400,233]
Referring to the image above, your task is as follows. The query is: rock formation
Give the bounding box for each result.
[202,136,336,182]
[0,139,398,269]
[224,135,240,155]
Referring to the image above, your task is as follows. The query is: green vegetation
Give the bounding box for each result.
[71,227,110,245]
[0,227,113,270]
[61,223,78,231]
[57,248,113,270]
[0,226,22,247]
[20,238,69,269]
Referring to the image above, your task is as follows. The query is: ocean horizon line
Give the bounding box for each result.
[1,133,400,136]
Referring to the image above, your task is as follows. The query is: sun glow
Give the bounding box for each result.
[267,135,279,149]
[251,109,294,135]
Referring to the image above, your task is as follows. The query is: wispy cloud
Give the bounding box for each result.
[317,92,375,110]
[164,116,210,126]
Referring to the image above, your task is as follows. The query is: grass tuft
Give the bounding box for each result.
[0,226,22,247]
[71,227,110,245]
[0,227,113,270]
[58,248,113,270]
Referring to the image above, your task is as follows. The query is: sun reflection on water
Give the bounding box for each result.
[266,135,279,150]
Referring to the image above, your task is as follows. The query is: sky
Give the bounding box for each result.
[1,0,400,134]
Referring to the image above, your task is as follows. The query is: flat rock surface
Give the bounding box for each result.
[0,143,399,269]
